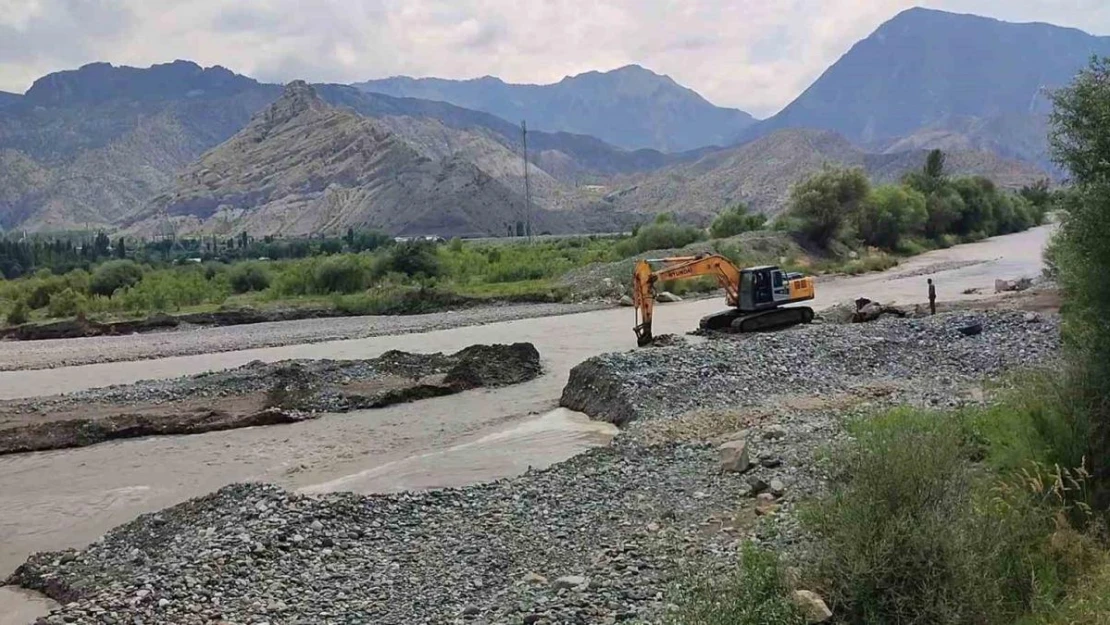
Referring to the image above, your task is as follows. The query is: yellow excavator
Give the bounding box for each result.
[632,254,817,346]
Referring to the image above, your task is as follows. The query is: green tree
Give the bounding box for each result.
[1050,56,1110,185]
[786,166,870,247]
[855,185,927,250]
[227,262,271,294]
[115,237,127,259]
[90,260,144,297]
[710,203,768,239]
[386,241,442,278]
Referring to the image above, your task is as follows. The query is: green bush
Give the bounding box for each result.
[786,166,870,248]
[386,241,442,278]
[6,300,28,325]
[90,260,143,297]
[228,262,271,294]
[855,185,927,250]
[666,543,806,625]
[710,203,767,239]
[47,287,86,318]
[615,214,705,257]
[313,255,370,293]
[804,408,1088,625]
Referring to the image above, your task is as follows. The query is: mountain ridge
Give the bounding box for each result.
[355,64,755,152]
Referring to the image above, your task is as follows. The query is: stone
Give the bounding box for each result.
[763,424,787,440]
[791,590,832,623]
[957,323,983,337]
[554,575,588,590]
[748,478,769,495]
[718,439,751,473]
[655,291,683,303]
[760,457,783,469]
[1024,312,1042,323]
[618,295,634,307]
[770,479,786,497]
[462,605,480,616]
[522,572,548,585]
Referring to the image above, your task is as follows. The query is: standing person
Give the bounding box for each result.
[928,278,937,315]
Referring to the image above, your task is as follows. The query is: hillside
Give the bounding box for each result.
[355,65,755,153]
[126,82,577,238]
[0,61,280,231]
[604,129,1047,219]
[0,92,18,109]
[742,8,1110,170]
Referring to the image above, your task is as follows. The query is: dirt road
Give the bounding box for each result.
[0,225,1051,623]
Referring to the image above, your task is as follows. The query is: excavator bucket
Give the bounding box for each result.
[633,321,653,347]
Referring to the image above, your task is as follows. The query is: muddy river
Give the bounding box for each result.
[0,226,1051,622]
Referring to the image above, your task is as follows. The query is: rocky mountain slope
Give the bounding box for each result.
[742,8,1110,170]
[0,61,281,231]
[355,64,755,153]
[0,92,18,109]
[125,82,577,238]
[605,129,1047,218]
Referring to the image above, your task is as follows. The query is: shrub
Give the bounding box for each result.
[313,255,370,294]
[710,203,767,239]
[854,185,927,250]
[228,262,271,294]
[804,408,1089,625]
[47,287,86,318]
[90,260,144,297]
[786,166,870,248]
[6,300,28,325]
[615,214,706,257]
[385,241,442,278]
[666,543,806,625]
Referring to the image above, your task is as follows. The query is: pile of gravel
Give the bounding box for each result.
[6,344,542,415]
[14,441,765,625]
[562,310,1059,426]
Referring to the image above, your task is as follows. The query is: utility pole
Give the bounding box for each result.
[521,120,532,242]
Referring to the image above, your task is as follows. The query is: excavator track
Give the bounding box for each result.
[699,306,814,335]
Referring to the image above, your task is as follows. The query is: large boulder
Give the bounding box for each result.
[792,590,833,623]
[718,438,751,473]
[656,291,683,303]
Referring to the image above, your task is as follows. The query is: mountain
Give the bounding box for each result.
[0,92,18,109]
[604,129,1047,219]
[0,61,281,231]
[125,82,581,238]
[742,8,1110,170]
[355,64,755,153]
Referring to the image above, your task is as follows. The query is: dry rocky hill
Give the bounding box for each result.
[603,129,1047,219]
[125,82,582,238]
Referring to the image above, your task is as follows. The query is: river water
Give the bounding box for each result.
[0,226,1052,623]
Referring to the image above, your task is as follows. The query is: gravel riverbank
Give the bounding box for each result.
[9,310,1061,625]
[0,302,607,372]
[0,343,541,455]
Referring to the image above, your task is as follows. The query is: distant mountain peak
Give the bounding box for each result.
[23,59,260,107]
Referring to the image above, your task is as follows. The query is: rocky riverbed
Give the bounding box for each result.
[6,309,1062,624]
[0,343,541,455]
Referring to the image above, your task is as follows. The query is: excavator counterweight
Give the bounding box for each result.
[632,253,815,346]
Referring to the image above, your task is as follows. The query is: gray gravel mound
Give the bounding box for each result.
[12,441,757,625]
[562,310,1059,425]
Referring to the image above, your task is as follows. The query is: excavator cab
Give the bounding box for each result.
[633,254,815,346]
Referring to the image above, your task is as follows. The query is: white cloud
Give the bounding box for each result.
[0,0,1108,116]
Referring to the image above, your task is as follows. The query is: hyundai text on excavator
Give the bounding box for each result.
[632,254,817,346]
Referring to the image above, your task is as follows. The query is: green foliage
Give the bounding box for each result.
[1050,56,1110,185]
[227,262,271,294]
[46,287,86,318]
[854,185,927,249]
[313,255,370,294]
[615,216,706,257]
[90,260,143,297]
[804,408,1091,625]
[386,241,442,278]
[666,543,806,625]
[6,300,28,326]
[710,203,768,239]
[786,165,870,247]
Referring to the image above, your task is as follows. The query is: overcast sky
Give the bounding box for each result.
[1,1,1108,117]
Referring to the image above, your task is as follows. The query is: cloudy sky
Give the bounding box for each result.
[0,0,1108,117]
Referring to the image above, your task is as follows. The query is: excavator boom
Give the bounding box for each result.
[632,253,815,346]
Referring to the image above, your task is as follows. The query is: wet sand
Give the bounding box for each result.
[0,225,1052,621]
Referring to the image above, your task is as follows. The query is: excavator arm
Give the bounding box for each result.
[632,254,742,346]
